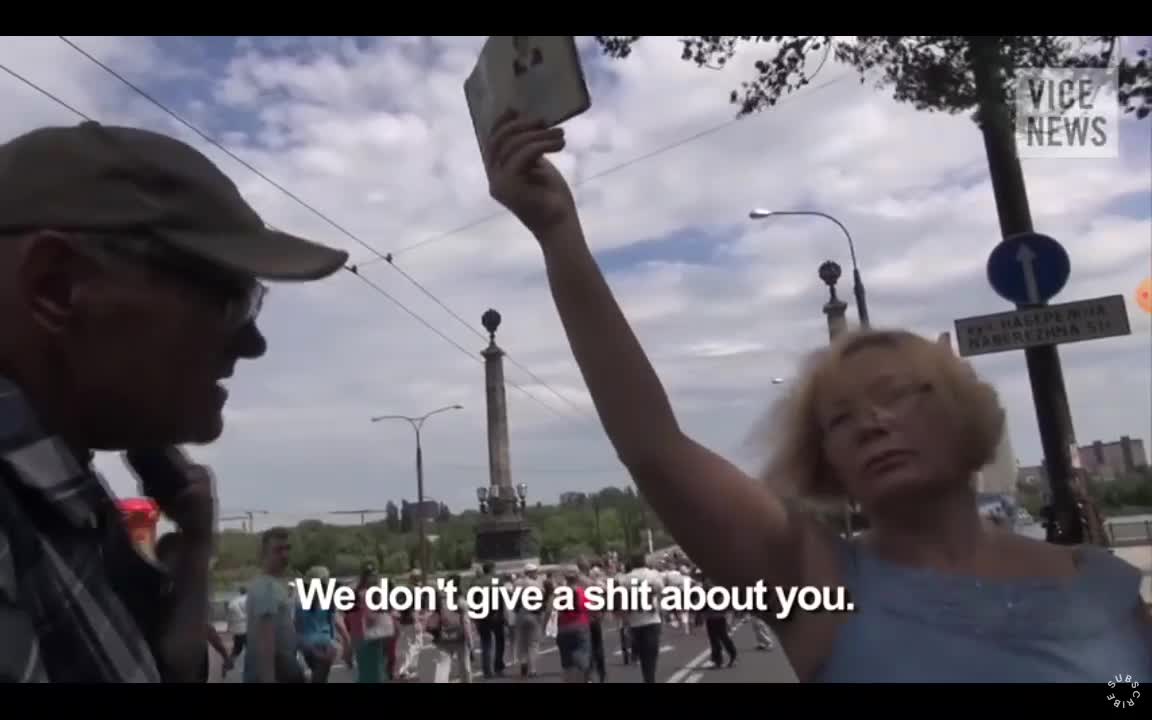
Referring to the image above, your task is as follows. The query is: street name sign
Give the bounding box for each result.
[954,294,1130,357]
[986,232,1071,306]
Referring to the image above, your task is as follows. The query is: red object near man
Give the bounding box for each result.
[117,497,161,559]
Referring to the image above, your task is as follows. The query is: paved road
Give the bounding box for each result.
[211,618,796,684]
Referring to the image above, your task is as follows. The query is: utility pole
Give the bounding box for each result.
[968,37,1090,545]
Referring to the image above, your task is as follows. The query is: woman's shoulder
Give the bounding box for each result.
[1002,534,1143,590]
[839,532,1146,631]
[818,535,1152,682]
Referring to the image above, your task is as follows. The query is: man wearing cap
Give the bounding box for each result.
[0,121,348,682]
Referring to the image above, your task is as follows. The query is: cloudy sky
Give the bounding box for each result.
[1,36,1148,531]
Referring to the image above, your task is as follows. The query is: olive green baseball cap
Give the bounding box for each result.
[0,120,348,280]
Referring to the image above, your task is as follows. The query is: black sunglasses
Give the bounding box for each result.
[83,234,267,328]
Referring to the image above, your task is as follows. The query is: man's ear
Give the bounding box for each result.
[18,233,108,337]
[17,233,88,336]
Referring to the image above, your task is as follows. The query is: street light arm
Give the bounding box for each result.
[371,404,462,427]
[753,210,859,270]
[416,404,465,429]
[749,207,870,328]
[369,403,460,576]
[371,414,417,424]
[811,212,858,270]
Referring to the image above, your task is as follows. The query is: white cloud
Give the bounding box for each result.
[1,36,1148,530]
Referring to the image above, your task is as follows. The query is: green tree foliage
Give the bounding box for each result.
[1016,467,1152,516]
[212,486,672,588]
[594,36,1150,119]
[1088,468,1152,513]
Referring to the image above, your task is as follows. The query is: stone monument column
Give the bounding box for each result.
[474,309,538,571]
[483,310,513,499]
[820,260,849,342]
[819,261,855,535]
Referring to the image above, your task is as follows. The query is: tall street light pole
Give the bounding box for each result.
[371,404,463,574]
[749,209,871,329]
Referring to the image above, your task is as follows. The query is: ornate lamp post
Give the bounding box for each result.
[751,208,870,328]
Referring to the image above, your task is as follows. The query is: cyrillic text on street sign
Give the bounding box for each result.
[954,294,1130,357]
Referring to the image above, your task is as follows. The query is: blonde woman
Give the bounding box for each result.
[480,110,1152,683]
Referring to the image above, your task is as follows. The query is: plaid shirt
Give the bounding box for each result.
[0,375,174,682]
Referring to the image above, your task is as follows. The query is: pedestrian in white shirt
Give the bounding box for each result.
[625,557,664,683]
[513,563,546,678]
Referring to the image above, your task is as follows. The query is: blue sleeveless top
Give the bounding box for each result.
[813,537,1152,683]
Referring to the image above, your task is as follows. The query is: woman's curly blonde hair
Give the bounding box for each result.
[748,328,1006,508]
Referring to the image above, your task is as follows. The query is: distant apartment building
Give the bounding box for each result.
[1076,436,1147,482]
[1016,464,1047,489]
[1016,436,1147,489]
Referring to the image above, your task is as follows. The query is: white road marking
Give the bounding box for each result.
[612,644,672,656]
[685,672,703,683]
[666,647,710,683]
[665,618,746,683]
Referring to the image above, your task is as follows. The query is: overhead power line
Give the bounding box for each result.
[56,35,591,423]
[347,267,575,422]
[354,68,851,263]
[0,63,93,120]
[377,260,593,419]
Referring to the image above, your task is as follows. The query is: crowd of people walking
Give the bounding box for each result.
[214,539,772,684]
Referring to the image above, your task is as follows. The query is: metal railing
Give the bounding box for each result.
[1106,518,1152,546]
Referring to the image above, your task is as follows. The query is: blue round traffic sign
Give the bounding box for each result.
[986,232,1070,306]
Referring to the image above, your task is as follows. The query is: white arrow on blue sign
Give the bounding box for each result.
[986,232,1070,306]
